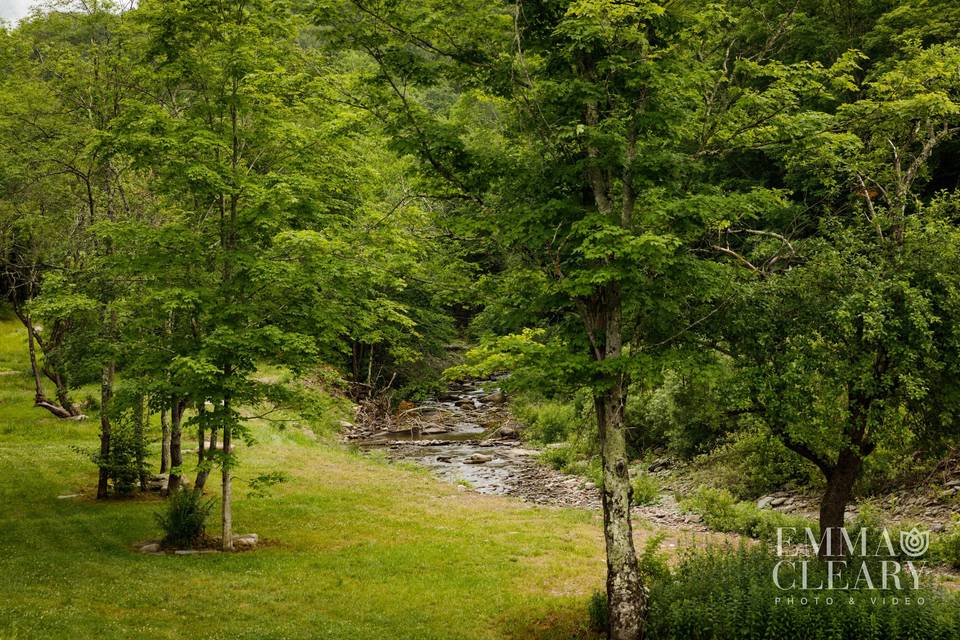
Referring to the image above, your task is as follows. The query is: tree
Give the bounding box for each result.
[316,1,832,636]
[125,0,351,548]
[716,31,960,551]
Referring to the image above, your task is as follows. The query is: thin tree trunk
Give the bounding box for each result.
[52,372,79,417]
[18,311,73,418]
[25,315,44,404]
[97,362,114,499]
[818,448,861,559]
[167,400,184,494]
[133,394,147,492]
[195,419,216,493]
[221,399,233,551]
[160,406,170,474]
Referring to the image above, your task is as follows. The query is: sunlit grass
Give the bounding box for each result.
[0,317,607,640]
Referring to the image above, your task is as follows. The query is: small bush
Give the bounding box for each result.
[95,417,140,496]
[631,472,660,506]
[587,590,607,633]
[933,516,960,570]
[681,487,816,543]
[539,443,575,471]
[156,488,215,548]
[513,397,583,444]
[708,428,819,499]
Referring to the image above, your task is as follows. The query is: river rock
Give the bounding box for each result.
[482,390,505,404]
[770,497,789,507]
[504,448,539,458]
[465,453,494,464]
[421,426,448,435]
[757,496,774,509]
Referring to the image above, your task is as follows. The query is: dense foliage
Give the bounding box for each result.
[2,1,960,638]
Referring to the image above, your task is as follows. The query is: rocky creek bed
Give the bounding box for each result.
[343,380,707,530]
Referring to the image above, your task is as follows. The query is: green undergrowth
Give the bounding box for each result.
[643,544,960,640]
[681,487,818,544]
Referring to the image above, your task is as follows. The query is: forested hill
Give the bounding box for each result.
[3,2,960,639]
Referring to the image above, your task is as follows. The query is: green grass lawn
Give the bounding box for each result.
[0,317,608,640]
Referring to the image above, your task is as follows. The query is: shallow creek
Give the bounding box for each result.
[354,380,600,507]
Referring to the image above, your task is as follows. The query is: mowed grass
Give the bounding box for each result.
[0,316,607,640]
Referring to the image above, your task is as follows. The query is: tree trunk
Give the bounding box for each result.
[25,315,44,404]
[160,406,170,474]
[19,312,74,419]
[167,400,184,494]
[194,407,216,492]
[581,283,646,639]
[133,394,147,492]
[818,448,861,559]
[221,401,233,551]
[97,362,114,499]
[593,286,646,640]
[52,372,79,417]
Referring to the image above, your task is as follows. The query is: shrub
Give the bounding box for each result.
[513,396,584,444]
[631,472,660,506]
[933,516,960,570]
[644,544,960,640]
[156,488,215,549]
[539,443,575,471]
[708,427,819,499]
[95,417,140,496]
[681,487,816,544]
[587,590,607,633]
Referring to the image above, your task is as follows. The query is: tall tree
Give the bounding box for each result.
[316,1,829,636]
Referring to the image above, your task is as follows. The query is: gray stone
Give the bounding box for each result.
[233,533,259,549]
[139,543,161,553]
[506,448,540,457]
[464,453,494,464]
[770,497,788,507]
[482,390,505,404]
[421,426,448,435]
[757,496,774,509]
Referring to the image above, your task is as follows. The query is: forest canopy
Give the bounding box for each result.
[2,1,960,639]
